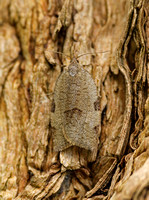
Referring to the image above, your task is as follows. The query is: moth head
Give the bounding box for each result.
[68,57,79,76]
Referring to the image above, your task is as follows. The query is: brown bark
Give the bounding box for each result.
[0,0,148,199]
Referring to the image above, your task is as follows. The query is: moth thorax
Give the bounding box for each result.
[68,64,79,76]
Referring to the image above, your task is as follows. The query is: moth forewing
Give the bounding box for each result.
[51,57,100,152]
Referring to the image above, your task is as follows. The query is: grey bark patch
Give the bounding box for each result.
[51,58,99,152]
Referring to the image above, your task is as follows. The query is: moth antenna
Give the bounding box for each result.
[37,47,109,59]
[44,49,71,58]
[76,50,110,59]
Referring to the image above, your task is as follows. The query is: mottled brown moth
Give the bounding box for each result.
[51,55,100,152]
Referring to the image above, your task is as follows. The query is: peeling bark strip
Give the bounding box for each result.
[0,0,148,199]
[51,57,99,153]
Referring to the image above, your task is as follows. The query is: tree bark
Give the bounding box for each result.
[0,0,148,199]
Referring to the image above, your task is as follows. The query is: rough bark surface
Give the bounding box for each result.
[0,0,148,199]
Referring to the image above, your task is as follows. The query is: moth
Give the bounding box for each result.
[51,54,100,152]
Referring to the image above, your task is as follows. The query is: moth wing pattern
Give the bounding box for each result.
[51,73,72,151]
[51,59,99,152]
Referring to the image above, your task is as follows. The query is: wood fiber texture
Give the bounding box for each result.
[0,0,148,199]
